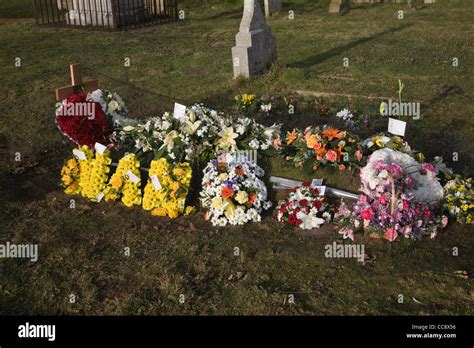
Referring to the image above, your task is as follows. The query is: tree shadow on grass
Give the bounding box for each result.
[288,23,413,69]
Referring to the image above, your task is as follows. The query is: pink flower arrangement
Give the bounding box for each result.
[335,155,448,242]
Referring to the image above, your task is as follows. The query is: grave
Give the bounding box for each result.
[232,0,277,78]
[329,0,351,14]
[35,0,178,30]
[263,0,282,18]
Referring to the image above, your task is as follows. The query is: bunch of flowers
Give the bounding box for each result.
[200,155,272,226]
[60,157,81,195]
[114,104,281,165]
[274,183,335,230]
[336,149,448,241]
[235,94,273,114]
[361,148,444,203]
[444,176,474,224]
[55,93,111,147]
[281,126,363,173]
[88,89,129,126]
[362,133,412,156]
[104,154,142,207]
[80,149,112,202]
[142,158,193,219]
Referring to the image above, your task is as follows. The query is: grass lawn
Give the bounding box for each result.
[0,0,473,315]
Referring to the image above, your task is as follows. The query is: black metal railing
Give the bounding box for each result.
[33,0,179,31]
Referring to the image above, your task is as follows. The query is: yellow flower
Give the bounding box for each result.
[306,134,319,149]
[173,167,186,177]
[167,208,179,219]
[151,207,168,217]
[235,191,249,204]
[211,196,227,210]
[185,206,196,216]
[111,176,123,190]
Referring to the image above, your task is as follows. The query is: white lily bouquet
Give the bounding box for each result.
[114,104,281,165]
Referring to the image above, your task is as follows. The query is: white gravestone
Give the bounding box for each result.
[232,0,277,78]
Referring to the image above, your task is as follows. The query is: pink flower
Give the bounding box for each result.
[317,155,323,161]
[312,165,318,171]
[355,150,362,161]
[401,225,412,236]
[339,164,346,171]
[384,227,398,242]
[424,209,431,218]
[442,216,448,228]
[358,195,367,204]
[361,208,374,221]
[273,137,282,150]
[405,176,415,187]
[339,227,354,241]
[325,150,337,162]
[422,163,436,173]
[379,195,388,205]
[354,220,360,228]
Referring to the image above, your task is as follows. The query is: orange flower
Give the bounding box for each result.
[315,144,327,157]
[221,186,235,199]
[235,167,245,176]
[247,193,257,205]
[322,128,344,141]
[286,130,298,145]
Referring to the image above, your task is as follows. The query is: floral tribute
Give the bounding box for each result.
[55,89,129,148]
[335,148,448,241]
[444,176,474,224]
[142,158,193,219]
[362,132,413,156]
[200,155,272,226]
[281,126,363,173]
[114,104,281,165]
[80,148,112,202]
[104,154,142,207]
[274,183,335,230]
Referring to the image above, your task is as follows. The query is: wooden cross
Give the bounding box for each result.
[55,64,99,101]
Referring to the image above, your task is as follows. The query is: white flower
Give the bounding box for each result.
[108,100,119,112]
[296,212,326,230]
[249,139,260,150]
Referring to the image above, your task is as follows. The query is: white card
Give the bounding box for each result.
[96,192,104,202]
[173,103,187,121]
[315,186,326,196]
[388,118,406,137]
[150,175,162,190]
[94,142,107,155]
[73,149,87,160]
[125,170,141,184]
[311,179,323,187]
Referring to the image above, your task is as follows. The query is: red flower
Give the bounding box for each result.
[55,93,110,147]
[299,199,308,207]
[302,182,310,187]
[361,208,374,221]
[288,214,297,225]
[313,200,321,209]
[279,204,286,213]
[312,187,319,195]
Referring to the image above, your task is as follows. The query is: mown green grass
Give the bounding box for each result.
[0,1,473,315]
